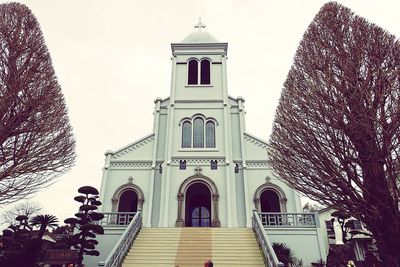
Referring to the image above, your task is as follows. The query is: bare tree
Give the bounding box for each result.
[268,2,400,266]
[0,3,75,204]
[1,200,42,226]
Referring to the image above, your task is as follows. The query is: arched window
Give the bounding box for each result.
[187,58,211,85]
[181,117,217,149]
[188,59,198,85]
[193,118,204,148]
[200,59,210,84]
[182,121,192,148]
[205,121,215,148]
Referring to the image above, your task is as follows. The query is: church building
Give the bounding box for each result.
[94,21,326,267]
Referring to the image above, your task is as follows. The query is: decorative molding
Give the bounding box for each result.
[171,159,224,165]
[246,162,269,168]
[112,135,155,159]
[110,162,152,168]
[243,133,268,150]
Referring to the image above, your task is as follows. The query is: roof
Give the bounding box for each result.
[181,30,220,43]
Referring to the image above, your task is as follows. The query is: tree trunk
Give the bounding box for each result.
[370,226,400,267]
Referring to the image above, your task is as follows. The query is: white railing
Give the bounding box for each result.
[252,210,284,267]
[258,212,317,228]
[98,211,142,267]
[98,212,136,226]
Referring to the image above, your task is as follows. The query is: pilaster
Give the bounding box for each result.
[99,150,113,212]
[238,97,252,227]
[160,56,177,227]
[147,98,161,227]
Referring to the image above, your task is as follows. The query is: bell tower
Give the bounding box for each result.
[170,19,229,104]
[158,21,238,227]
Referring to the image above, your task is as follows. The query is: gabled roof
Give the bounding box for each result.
[110,133,155,159]
[243,132,268,150]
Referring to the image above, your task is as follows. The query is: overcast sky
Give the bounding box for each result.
[1,0,400,225]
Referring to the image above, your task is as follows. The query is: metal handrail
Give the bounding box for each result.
[98,211,142,267]
[252,210,284,267]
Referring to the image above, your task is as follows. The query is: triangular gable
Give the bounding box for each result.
[111,133,155,160]
[243,132,268,160]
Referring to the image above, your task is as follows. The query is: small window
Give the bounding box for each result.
[325,220,335,237]
[205,121,215,148]
[188,60,198,85]
[200,59,210,84]
[193,118,204,148]
[347,219,363,230]
[182,121,192,148]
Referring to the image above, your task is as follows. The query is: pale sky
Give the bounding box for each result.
[1,0,400,226]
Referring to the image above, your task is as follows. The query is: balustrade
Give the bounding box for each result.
[258,212,317,228]
[98,212,136,226]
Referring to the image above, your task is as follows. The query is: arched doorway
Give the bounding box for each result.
[111,183,145,225]
[176,175,220,227]
[254,183,287,213]
[111,183,145,212]
[185,183,211,227]
[118,190,138,213]
[260,189,280,212]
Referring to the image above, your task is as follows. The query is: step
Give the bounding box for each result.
[122,227,265,267]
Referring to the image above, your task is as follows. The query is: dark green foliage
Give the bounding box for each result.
[78,186,99,195]
[64,186,104,265]
[326,244,355,267]
[272,242,300,267]
[0,213,59,267]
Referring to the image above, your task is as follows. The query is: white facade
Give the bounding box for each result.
[99,29,302,229]
[93,26,327,267]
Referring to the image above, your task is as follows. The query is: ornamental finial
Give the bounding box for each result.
[194,18,206,31]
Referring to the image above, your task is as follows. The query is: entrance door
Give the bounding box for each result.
[117,190,138,225]
[260,189,281,212]
[185,183,211,227]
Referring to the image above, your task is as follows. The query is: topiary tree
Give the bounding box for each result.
[64,186,104,265]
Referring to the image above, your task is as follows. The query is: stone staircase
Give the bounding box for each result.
[122,227,265,267]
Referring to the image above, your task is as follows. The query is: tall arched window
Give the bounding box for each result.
[193,118,204,148]
[200,59,210,84]
[188,59,198,85]
[182,121,192,148]
[206,121,215,148]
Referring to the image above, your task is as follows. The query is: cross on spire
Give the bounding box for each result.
[194,18,206,31]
